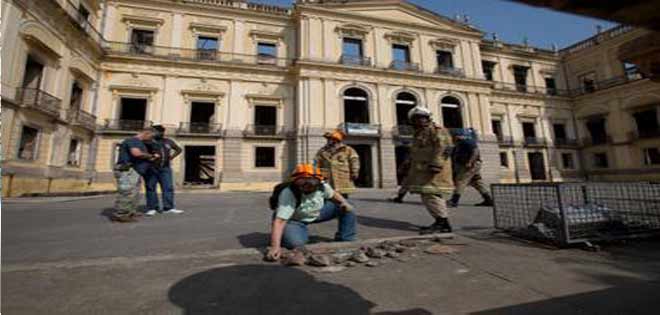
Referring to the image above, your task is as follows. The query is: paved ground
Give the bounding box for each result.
[3,189,660,314]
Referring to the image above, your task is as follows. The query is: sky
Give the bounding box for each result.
[249,0,617,49]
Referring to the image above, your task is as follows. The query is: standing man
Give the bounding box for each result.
[389,156,411,203]
[315,130,360,197]
[448,128,493,208]
[404,107,455,234]
[113,128,159,222]
[144,125,184,216]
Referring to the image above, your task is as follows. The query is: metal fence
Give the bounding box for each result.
[493,182,660,246]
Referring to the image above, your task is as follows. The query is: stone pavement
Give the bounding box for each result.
[3,190,660,314]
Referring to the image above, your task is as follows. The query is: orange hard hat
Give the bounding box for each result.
[324,129,345,141]
[290,164,324,180]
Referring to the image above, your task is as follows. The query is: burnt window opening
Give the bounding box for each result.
[624,62,641,80]
[492,120,503,140]
[528,152,546,180]
[593,153,609,168]
[22,55,44,89]
[482,61,496,81]
[441,96,463,129]
[633,109,659,138]
[561,153,575,169]
[18,125,39,160]
[395,92,417,126]
[644,148,660,165]
[513,66,529,92]
[130,29,154,54]
[522,122,536,139]
[553,123,567,141]
[586,118,608,144]
[499,152,509,167]
[78,4,90,22]
[189,102,215,132]
[184,146,216,185]
[436,50,453,69]
[255,147,276,168]
[197,36,218,60]
[254,106,277,135]
[344,88,369,124]
[545,77,557,95]
[67,138,82,167]
[70,81,84,109]
[579,73,596,93]
[118,98,147,130]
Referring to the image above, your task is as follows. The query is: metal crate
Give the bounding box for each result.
[492,182,660,246]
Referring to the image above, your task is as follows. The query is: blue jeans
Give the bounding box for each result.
[281,201,357,249]
[145,166,175,211]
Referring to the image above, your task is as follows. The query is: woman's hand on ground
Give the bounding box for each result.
[265,246,282,261]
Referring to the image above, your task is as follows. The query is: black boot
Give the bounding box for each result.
[475,194,494,207]
[419,218,453,234]
[447,194,460,208]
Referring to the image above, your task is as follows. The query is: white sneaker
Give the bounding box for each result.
[163,209,184,214]
[145,210,158,216]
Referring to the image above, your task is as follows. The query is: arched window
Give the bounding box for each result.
[343,88,369,124]
[441,96,463,129]
[395,92,417,126]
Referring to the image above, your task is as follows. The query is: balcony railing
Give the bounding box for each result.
[582,135,612,147]
[104,42,292,68]
[570,72,646,96]
[392,125,415,138]
[554,138,579,147]
[629,129,660,141]
[523,137,547,147]
[67,108,97,131]
[340,55,372,67]
[16,87,62,117]
[177,122,223,135]
[340,123,381,137]
[496,135,514,146]
[492,82,571,96]
[102,119,152,132]
[59,0,104,46]
[389,60,420,72]
[435,66,466,78]
[243,125,288,138]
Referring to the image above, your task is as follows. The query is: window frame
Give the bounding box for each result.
[67,138,83,167]
[561,152,575,170]
[499,151,509,168]
[342,37,364,58]
[16,124,41,161]
[254,146,277,169]
[435,49,454,69]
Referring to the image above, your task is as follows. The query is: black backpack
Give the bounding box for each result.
[268,181,324,210]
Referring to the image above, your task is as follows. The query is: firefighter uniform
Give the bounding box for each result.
[315,131,360,195]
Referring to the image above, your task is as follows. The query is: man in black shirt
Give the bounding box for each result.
[144,125,183,216]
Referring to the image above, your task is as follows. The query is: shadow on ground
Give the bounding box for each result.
[168,264,431,315]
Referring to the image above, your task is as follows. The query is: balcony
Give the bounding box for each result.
[492,82,571,96]
[102,119,152,132]
[629,129,660,141]
[497,135,515,146]
[581,135,612,147]
[340,123,381,137]
[523,137,548,147]
[554,138,579,148]
[67,108,97,131]
[340,55,372,67]
[16,87,62,118]
[243,125,288,139]
[389,60,420,72]
[392,125,415,138]
[177,122,223,135]
[435,66,466,78]
[104,42,292,68]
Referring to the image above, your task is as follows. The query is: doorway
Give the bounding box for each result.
[348,144,373,188]
[395,146,411,185]
[184,146,216,186]
[528,152,546,181]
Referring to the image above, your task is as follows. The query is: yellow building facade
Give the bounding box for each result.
[2,0,659,197]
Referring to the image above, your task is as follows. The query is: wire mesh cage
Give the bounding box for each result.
[492,182,660,246]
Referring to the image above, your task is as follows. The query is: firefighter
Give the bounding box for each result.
[389,156,411,203]
[404,106,455,234]
[315,129,360,197]
[448,129,493,207]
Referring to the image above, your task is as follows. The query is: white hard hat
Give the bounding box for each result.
[408,106,432,120]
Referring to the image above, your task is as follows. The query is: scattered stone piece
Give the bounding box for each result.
[366,261,379,267]
[378,241,397,251]
[397,256,411,263]
[314,266,347,273]
[385,251,400,258]
[394,244,407,253]
[350,251,370,263]
[332,252,353,264]
[344,261,357,268]
[366,247,386,259]
[399,240,418,248]
[307,255,331,267]
[424,244,458,255]
[282,250,306,266]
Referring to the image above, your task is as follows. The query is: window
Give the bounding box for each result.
[492,120,503,140]
[522,122,536,139]
[18,126,39,160]
[633,109,659,138]
[586,118,608,144]
[624,62,641,80]
[70,81,84,109]
[436,50,453,69]
[344,88,370,124]
[391,44,411,70]
[644,148,660,165]
[22,55,44,89]
[196,36,218,60]
[499,152,509,167]
[513,66,528,92]
[553,123,567,141]
[130,29,154,54]
[593,153,609,168]
[67,139,82,167]
[254,106,277,135]
[118,98,147,130]
[255,147,276,168]
[561,153,575,169]
[482,61,496,81]
[545,77,557,95]
[342,38,363,58]
[77,4,90,22]
[440,96,463,129]
[395,92,417,126]
[579,72,596,93]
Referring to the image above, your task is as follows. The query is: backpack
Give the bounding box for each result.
[268,181,324,210]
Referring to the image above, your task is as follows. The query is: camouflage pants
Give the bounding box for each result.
[454,162,489,196]
[421,193,449,219]
[113,167,142,217]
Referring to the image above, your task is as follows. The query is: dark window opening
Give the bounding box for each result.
[436,50,453,69]
[18,126,39,160]
[545,77,557,95]
[593,153,609,168]
[255,147,276,168]
[131,29,154,54]
[513,66,528,92]
[197,36,218,60]
[580,73,596,93]
[441,96,463,129]
[633,109,659,138]
[586,118,608,144]
[644,148,660,165]
[78,5,90,22]
[522,122,536,139]
[528,152,546,180]
[189,102,215,133]
[70,81,83,109]
[500,152,508,167]
[624,62,641,80]
[395,92,417,126]
[119,98,147,130]
[184,146,216,185]
[68,138,81,167]
[482,61,496,81]
[350,144,373,188]
[561,153,574,169]
[22,55,44,89]
[254,106,277,135]
[492,120,503,140]
[344,88,369,124]
[553,123,567,141]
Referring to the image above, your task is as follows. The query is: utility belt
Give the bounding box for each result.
[114,163,133,172]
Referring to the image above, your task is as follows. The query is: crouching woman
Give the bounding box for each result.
[266,164,357,261]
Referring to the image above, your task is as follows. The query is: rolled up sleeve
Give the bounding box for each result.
[275,189,296,220]
[322,183,336,199]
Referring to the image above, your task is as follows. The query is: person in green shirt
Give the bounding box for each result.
[266,164,356,261]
